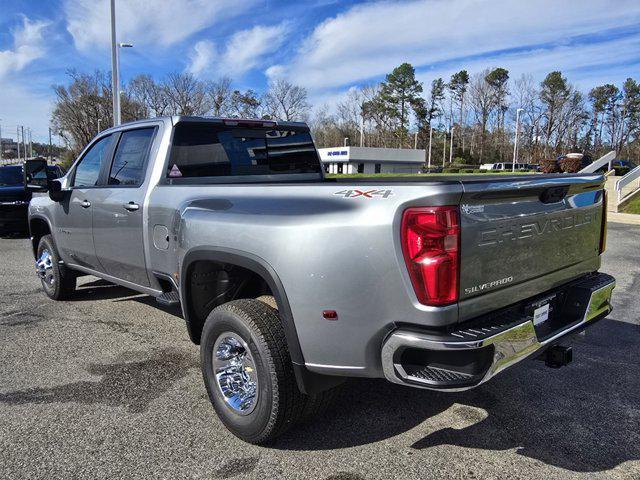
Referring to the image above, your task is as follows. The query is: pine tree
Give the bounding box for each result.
[377,63,424,146]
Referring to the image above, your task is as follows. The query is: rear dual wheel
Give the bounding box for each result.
[200,299,337,445]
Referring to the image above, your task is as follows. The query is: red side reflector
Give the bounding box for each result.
[401,206,460,306]
[322,310,338,320]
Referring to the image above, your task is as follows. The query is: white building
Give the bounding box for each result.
[318,146,426,174]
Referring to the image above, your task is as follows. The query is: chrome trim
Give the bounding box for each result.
[305,363,366,370]
[381,279,615,391]
[36,249,54,286]
[213,332,259,415]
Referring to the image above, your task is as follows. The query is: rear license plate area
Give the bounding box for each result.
[524,292,568,340]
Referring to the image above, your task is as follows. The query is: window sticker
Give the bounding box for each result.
[169,164,183,178]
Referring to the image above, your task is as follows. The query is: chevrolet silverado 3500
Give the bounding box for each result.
[24,116,615,444]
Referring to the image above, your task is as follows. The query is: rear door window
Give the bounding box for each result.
[108,128,155,186]
[167,123,321,180]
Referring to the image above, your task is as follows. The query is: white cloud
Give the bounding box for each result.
[187,40,217,76]
[415,34,640,90]
[187,24,288,78]
[265,64,287,80]
[0,16,49,79]
[64,0,257,52]
[222,24,287,76]
[0,83,53,142]
[0,16,52,143]
[283,0,640,91]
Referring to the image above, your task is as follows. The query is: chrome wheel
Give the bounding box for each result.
[36,249,55,286]
[213,332,259,415]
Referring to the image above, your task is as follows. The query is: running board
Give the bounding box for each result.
[156,291,180,306]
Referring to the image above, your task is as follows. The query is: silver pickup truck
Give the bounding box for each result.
[24,116,615,444]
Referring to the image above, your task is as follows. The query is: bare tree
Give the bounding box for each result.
[128,74,169,117]
[309,104,342,148]
[263,79,310,121]
[51,70,145,156]
[206,76,233,117]
[162,73,210,116]
[229,89,263,118]
[468,70,497,161]
[513,74,543,161]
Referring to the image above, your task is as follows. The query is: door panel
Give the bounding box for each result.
[53,134,115,271]
[92,188,148,285]
[54,189,99,269]
[92,128,155,287]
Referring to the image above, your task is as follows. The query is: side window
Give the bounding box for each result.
[166,123,321,180]
[73,135,113,187]
[108,128,155,186]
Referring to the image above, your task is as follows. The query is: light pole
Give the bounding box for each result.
[427,124,433,170]
[512,108,524,172]
[110,0,133,126]
[442,129,447,167]
[449,125,455,164]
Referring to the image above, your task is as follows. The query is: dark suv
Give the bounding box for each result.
[0,163,64,233]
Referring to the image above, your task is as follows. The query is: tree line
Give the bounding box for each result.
[313,63,640,165]
[51,64,640,165]
[51,70,310,158]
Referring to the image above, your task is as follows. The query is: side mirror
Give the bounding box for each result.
[23,159,50,192]
[48,179,65,202]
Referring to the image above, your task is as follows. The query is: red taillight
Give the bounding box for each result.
[401,206,460,306]
[599,190,607,254]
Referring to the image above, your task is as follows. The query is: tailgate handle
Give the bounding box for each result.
[540,186,569,204]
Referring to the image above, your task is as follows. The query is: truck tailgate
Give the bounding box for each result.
[457,174,605,321]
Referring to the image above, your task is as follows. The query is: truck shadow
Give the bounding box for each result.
[276,318,640,473]
[70,279,182,318]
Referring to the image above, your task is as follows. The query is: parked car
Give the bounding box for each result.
[611,160,638,176]
[479,162,534,171]
[0,163,64,233]
[24,116,615,444]
[557,154,637,175]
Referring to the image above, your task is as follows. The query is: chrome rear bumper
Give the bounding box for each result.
[381,273,615,391]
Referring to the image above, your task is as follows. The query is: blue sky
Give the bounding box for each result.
[1,0,640,143]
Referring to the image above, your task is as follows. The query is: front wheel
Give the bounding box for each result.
[201,299,328,444]
[36,234,76,300]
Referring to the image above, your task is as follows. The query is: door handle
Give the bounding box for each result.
[81,200,91,208]
[123,202,140,212]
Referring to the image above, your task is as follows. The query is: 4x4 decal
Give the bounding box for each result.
[334,189,394,199]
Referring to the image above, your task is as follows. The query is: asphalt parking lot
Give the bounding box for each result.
[1,222,639,479]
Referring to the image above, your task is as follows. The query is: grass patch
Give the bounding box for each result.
[620,194,640,214]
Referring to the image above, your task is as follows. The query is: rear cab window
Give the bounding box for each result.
[108,128,155,186]
[166,122,321,182]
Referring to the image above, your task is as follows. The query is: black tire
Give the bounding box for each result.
[201,299,321,444]
[36,234,76,300]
